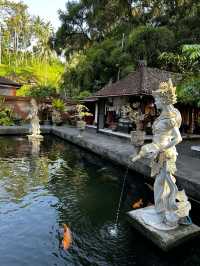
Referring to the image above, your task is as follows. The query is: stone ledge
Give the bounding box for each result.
[1,125,200,202]
[0,125,52,135]
[127,207,200,251]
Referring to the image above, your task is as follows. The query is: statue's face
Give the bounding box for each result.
[154,96,163,110]
[31,99,37,107]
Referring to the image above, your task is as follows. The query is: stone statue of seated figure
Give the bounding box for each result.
[131,79,191,230]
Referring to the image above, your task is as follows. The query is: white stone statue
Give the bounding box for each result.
[27,98,43,140]
[131,79,191,230]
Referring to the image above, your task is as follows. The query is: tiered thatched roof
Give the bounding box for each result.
[90,62,182,99]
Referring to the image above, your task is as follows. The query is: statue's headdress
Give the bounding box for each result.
[152,79,177,105]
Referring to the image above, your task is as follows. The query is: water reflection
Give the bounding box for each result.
[0,137,70,203]
[30,138,42,155]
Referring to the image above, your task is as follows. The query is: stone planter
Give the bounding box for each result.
[77,120,86,137]
[52,110,63,126]
[131,130,145,147]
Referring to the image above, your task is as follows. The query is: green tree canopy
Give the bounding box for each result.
[55,0,200,101]
[128,26,175,67]
[0,0,64,97]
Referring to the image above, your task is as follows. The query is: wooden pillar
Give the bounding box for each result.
[140,96,145,113]
[189,107,195,134]
[192,108,195,133]
[187,106,190,126]
[94,102,98,124]
[97,99,105,132]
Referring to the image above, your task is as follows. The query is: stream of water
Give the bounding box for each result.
[110,163,130,237]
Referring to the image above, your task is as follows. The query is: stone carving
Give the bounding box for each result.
[27,98,43,140]
[131,79,191,230]
[120,104,130,119]
[128,103,145,147]
[128,103,141,127]
[117,104,132,133]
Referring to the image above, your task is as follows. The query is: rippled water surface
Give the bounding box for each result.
[0,136,200,266]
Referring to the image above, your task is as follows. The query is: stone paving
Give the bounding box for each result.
[52,126,200,200]
[0,125,200,201]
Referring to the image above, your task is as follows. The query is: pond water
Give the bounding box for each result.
[0,136,200,266]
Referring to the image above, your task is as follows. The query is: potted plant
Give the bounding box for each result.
[0,97,14,126]
[0,108,14,126]
[52,99,65,126]
[75,104,92,137]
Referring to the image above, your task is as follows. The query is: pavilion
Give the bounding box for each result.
[84,61,199,134]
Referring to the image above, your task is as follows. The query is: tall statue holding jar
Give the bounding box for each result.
[131,79,191,230]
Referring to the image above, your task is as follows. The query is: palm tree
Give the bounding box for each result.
[32,16,54,62]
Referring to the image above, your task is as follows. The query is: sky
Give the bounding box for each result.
[15,0,67,30]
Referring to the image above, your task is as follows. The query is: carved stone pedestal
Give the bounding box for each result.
[28,134,44,141]
[117,118,132,133]
[131,130,145,147]
[127,206,200,251]
[77,120,86,137]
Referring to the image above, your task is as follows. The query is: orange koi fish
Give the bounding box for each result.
[132,198,143,209]
[62,224,72,250]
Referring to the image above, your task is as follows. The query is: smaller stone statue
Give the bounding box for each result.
[128,103,141,127]
[27,98,43,140]
[117,104,132,133]
[128,103,145,147]
[120,105,130,119]
[131,79,191,230]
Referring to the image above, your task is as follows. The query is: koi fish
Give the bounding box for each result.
[132,198,143,209]
[62,224,72,250]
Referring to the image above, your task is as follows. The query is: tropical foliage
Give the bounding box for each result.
[177,76,200,107]
[52,98,65,112]
[75,104,92,121]
[160,44,200,106]
[0,96,14,126]
[0,0,64,96]
[160,44,200,73]
[0,0,200,104]
[55,0,200,101]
